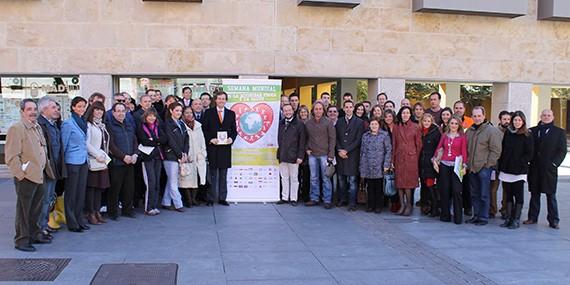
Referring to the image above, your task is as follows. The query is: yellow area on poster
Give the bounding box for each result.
[232,148,278,166]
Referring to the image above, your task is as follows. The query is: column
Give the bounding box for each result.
[532,85,552,125]
[80,74,113,109]
[491,82,533,124]
[440,82,461,107]
[368,78,405,108]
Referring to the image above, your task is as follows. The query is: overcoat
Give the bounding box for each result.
[528,123,567,194]
[392,121,422,189]
[335,116,365,176]
[201,107,238,169]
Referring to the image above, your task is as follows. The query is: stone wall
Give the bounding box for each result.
[0,0,569,84]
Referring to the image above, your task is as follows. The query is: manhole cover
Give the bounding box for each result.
[91,263,178,285]
[0,258,70,281]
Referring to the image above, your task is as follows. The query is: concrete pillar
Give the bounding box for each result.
[80,74,113,109]
[491,82,533,124]
[441,82,461,107]
[368,78,405,108]
[531,85,552,125]
[339,79,357,103]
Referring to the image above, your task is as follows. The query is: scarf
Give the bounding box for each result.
[72,112,87,134]
[422,126,430,136]
[143,122,164,160]
[537,121,553,138]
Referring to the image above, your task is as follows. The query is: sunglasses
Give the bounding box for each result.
[116,99,126,103]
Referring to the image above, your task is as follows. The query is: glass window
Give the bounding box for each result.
[0,76,80,134]
[118,77,224,102]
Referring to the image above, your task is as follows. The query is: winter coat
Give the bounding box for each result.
[498,129,533,175]
[277,117,306,164]
[359,130,392,179]
[392,121,422,189]
[335,116,365,176]
[179,120,208,188]
[202,107,238,169]
[466,121,502,173]
[528,123,567,194]
[419,124,441,180]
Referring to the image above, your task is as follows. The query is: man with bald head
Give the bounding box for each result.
[525,109,567,229]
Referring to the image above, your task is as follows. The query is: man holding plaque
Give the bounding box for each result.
[202,91,237,206]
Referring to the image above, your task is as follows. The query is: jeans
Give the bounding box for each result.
[143,159,163,211]
[209,167,228,202]
[308,155,332,204]
[162,160,183,209]
[40,178,56,230]
[338,175,357,206]
[469,167,492,221]
[279,162,299,202]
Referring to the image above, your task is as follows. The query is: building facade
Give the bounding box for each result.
[0,0,570,132]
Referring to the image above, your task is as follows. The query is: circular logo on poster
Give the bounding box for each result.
[240,112,263,135]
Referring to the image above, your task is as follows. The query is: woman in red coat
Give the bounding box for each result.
[393,106,423,216]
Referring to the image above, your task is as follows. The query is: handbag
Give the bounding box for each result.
[324,161,336,178]
[88,152,110,172]
[179,162,192,177]
[383,171,396,197]
[357,179,367,204]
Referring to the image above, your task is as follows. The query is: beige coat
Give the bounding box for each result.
[179,121,207,188]
[5,119,51,184]
[466,121,503,173]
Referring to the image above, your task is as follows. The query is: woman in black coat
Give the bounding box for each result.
[498,111,533,229]
[161,103,190,212]
[136,109,168,215]
[419,114,441,217]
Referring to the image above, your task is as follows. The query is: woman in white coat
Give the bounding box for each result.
[179,106,208,207]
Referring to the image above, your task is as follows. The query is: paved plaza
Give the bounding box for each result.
[1,175,570,285]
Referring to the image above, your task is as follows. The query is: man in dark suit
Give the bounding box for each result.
[525,109,567,229]
[191,98,205,123]
[180,86,193,108]
[335,100,364,211]
[201,91,237,206]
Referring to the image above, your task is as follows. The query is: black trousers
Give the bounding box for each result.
[366,178,384,210]
[528,191,559,225]
[14,178,44,247]
[462,173,472,213]
[439,164,463,224]
[209,167,228,202]
[299,164,310,202]
[503,180,524,205]
[108,165,135,217]
[64,163,88,230]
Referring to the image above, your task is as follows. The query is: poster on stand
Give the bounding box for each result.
[223,79,281,202]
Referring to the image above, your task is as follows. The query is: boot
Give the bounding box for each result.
[508,204,523,230]
[47,212,61,230]
[403,189,413,216]
[429,187,440,217]
[88,213,102,225]
[500,203,513,228]
[54,196,66,225]
[95,211,106,223]
[190,189,199,206]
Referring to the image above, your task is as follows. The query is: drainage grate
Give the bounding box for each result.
[0,258,71,281]
[91,263,178,285]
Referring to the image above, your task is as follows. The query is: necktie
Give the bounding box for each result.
[218,110,223,123]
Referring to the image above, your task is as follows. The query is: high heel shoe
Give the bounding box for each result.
[88,214,102,225]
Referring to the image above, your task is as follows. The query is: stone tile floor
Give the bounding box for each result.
[1,176,570,285]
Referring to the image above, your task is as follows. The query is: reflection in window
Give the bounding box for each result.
[118,77,224,102]
[0,76,80,134]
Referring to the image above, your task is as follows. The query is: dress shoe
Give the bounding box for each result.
[219,200,230,206]
[465,217,479,224]
[440,216,452,223]
[523,219,537,225]
[175,207,185,212]
[46,227,58,233]
[122,212,136,218]
[474,220,488,226]
[305,201,318,207]
[324,203,333,209]
[291,201,298,207]
[276,200,287,205]
[549,223,560,229]
[15,244,36,252]
[32,236,52,244]
[80,224,91,230]
[68,228,83,233]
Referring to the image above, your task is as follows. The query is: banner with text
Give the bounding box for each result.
[223,79,281,202]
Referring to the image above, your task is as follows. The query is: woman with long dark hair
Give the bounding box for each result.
[85,102,110,225]
[161,103,189,212]
[498,111,533,229]
[61,96,89,232]
[136,109,167,215]
[392,106,422,216]
[382,109,399,212]
[439,107,453,132]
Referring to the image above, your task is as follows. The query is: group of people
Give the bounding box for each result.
[6,88,237,252]
[277,91,567,231]
[6,87,567,253]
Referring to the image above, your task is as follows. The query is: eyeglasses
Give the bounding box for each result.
[116,99,125,103]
